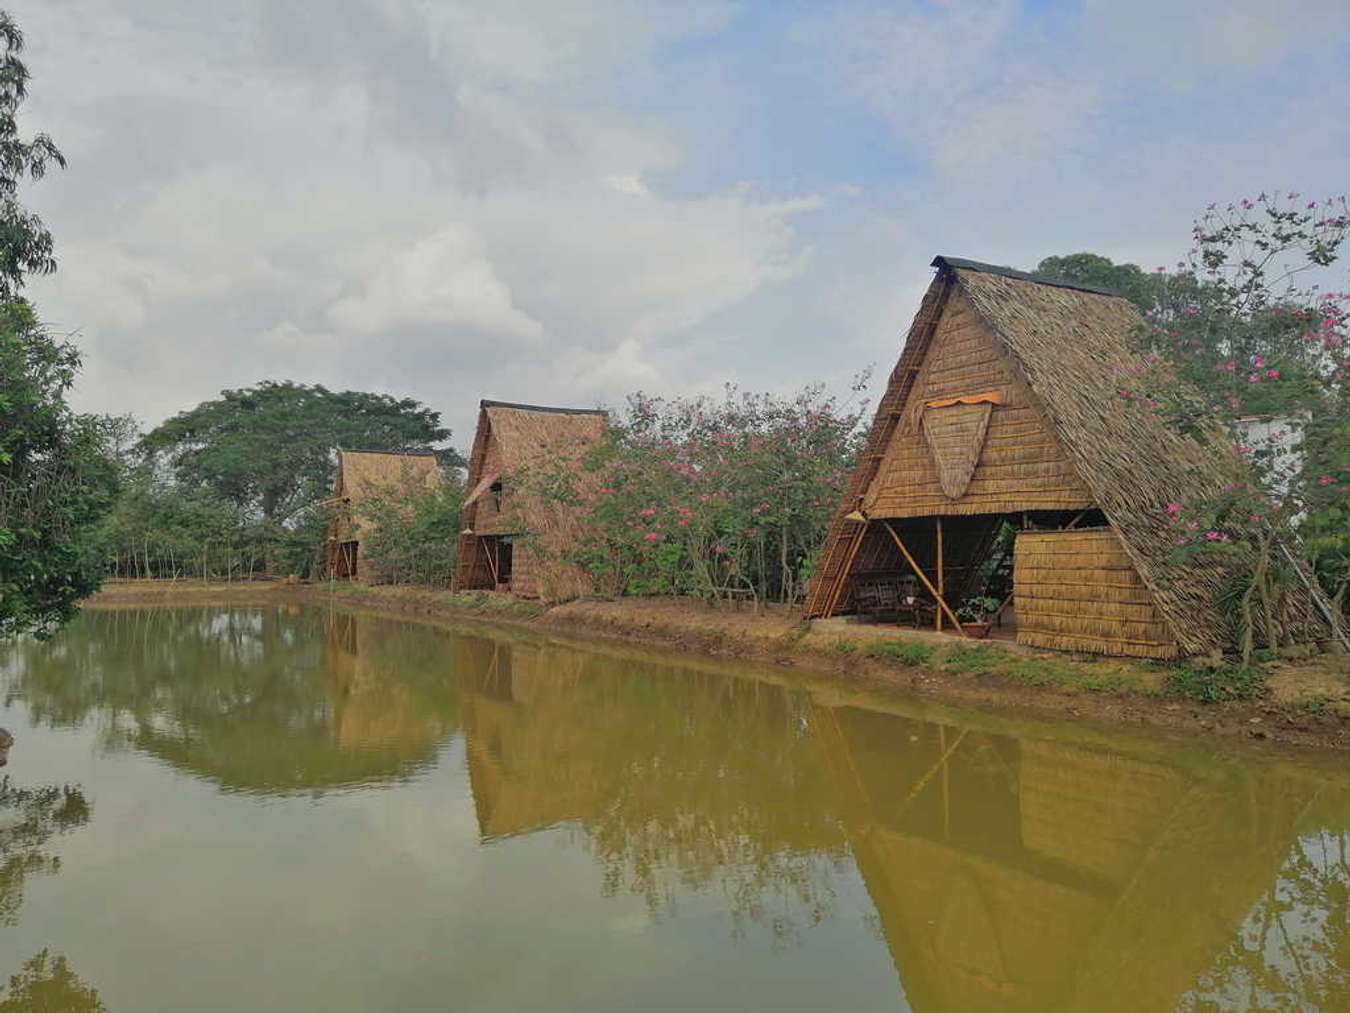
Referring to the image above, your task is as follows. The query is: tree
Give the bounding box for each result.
[0,11,116,637]
[140,381,459,526]
[0,305,119,637]
[1125,193,1350,658]
[0,12,64,299]
[1035,252,1157,311]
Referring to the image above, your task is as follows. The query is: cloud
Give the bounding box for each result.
[327,225,545,341]
[10,0,1350,451]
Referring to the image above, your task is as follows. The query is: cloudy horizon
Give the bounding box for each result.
[15,0,1350,453]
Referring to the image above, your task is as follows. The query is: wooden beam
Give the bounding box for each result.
[1064,509,1089,530]
[936,516,944,632]
[882,521,967,636]
[482,537,499,585]
[822,521,869,618]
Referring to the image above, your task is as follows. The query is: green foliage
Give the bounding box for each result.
[0,304,120,636]
[1164,663,1269,703]
[523,381,869,604]
[831,639,858,654]
[0,13,65,298]
[955,595,1001,622]
[355,472,463,585]
[0,950,104,1013]
[863,639,934,666]
[1035,253,1158,312]
[140,381,457,524]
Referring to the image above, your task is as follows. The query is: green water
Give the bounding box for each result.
[0,605,1345,1012]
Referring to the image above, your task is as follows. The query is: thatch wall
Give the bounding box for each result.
[865,291,1093,518]
[327,450,440,581]
[455,400,608,599]
[1014,528,1177,659]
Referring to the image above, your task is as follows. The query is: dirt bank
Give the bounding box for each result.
[90,580,1350,753]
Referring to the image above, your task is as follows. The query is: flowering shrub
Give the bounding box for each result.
[1119,193,1349,658]
[521,381,869,605]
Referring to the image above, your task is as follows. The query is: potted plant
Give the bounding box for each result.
[956,595,1001,639]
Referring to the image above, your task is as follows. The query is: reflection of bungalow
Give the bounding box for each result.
[806,257,1335,658]
[454,400,608,599]
[326,449,441,580]
[812,703,1325,1012]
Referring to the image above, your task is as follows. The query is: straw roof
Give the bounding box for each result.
[810,257,1334,654]
[463,399,609,534]
[335,449,440,502]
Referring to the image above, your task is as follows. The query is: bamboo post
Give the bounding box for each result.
[936,517,944,632]
[882,521,967,635]
[822,521,869,619]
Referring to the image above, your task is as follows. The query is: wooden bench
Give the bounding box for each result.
[853,575,937,628]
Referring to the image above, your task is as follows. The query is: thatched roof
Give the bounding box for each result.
[810,257,1334,654]
[334,449,440,503]
[465,400,608,517]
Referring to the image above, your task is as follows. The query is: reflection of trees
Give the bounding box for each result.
[3,607,461,795]
[0,778,90,925]
[459,638,848,945]
[0,949,104,1012]
[1181,823,1348,1012]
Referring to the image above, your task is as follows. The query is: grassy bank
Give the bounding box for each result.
[89,580,1349,752]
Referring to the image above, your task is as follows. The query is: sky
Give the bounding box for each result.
[14,0,1350,453]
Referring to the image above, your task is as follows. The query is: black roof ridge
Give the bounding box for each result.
[338,447,439,457]
[932,255,1124,298]
[480,398,608,416]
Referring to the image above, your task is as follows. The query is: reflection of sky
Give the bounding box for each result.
[0,699,903,1013]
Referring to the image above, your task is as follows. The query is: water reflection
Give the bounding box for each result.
[0,606,1345,1010]
[462,635,1350,1010]
[0,949,105,1012]
[2,607,460,795]
[0,778,91,925]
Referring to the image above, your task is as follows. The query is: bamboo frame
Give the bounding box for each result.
[935,517,944,632]
[882,521,966,635]
[822,520,869,619]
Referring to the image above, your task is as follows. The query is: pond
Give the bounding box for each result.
[0,604,1346,1012]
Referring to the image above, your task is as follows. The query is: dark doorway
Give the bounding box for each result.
[331,540,358,579]
[497,539,513,586]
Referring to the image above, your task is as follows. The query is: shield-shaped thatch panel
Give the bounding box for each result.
[922,401,993,499]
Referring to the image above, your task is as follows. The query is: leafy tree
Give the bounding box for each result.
[0,304,120,636]
[0,10,116,637]
[1123,193,1350,657]
[0,12,65,298]
[523,382,868,605]
[357,471,463,585]
[1035,252,1157,311]
[140,381,459,526]
[0,950,104,1012]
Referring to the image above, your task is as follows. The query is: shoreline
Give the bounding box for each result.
[88,579,1350,754]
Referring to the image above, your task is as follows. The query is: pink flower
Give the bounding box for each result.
[643,532,660,543]
[1186,520,1199,531]
[1248,373,1261,384]
[1252,354,1265,368]
[713,543,727,555]
[638,507,656,518]
[1318,475,1334,485]
[1266,369,1280,379]
[676,519,689,527]
[1165,501,1182,515]
[1249,514,1260,523]
[1205,530,1222,541]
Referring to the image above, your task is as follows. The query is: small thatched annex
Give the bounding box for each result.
[325,449,441,581]
[805,256,1335,659]
[455,400,608,599]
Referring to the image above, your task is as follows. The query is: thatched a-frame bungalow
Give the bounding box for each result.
[806,256,1335,659]
[455,400,608,599]
[325,449,441,581]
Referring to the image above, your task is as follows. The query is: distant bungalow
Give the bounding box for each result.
[325,448,441,581]
[455,399,608,599]
[806,256,1336,659]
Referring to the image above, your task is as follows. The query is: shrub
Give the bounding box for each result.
[1164,663,1269,703]
[864,639,934,666]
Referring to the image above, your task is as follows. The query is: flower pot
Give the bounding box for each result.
[962,621,992,639]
